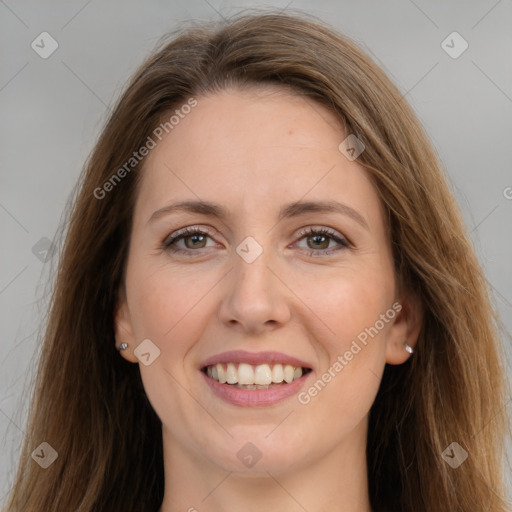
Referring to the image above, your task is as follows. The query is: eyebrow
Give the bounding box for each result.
[148,199,369,231]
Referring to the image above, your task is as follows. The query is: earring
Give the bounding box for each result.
[118,342,128,351]
[404,342,414,354]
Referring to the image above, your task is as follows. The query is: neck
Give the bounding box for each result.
[158,418,372,512]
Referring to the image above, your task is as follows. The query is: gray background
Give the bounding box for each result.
[1,0,511,504]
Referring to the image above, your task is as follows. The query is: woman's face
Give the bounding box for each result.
[115,87,418,475]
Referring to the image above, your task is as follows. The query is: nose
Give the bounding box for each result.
[218,246,292,335]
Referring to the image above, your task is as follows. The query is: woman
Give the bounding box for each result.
[4,11,510,512]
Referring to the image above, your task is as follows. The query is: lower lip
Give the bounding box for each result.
[201,371,312,407]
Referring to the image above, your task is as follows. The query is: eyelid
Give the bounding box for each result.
[162,225,219,246]
[291,226,351,255]
[162,224,352,256]
[293,225,349,243]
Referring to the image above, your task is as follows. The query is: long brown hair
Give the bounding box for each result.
[4,10,510,512]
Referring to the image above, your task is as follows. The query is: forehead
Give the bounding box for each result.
[134,87,382,228]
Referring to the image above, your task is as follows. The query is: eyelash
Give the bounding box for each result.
[161,226,351,257]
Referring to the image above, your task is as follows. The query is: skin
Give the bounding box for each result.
[115,86,422,512]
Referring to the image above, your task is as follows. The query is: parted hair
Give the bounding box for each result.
[4,10,510,512]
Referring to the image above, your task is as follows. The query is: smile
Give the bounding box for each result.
[199,351,314,406]
[203,362,311,388]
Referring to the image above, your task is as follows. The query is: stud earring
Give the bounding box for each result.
[118,343,128,351]
[404,342,414,354]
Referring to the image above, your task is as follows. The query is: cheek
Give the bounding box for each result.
[300,272,393,417]
[126,260,220,353]
[125,263,221,426]
[308,270,393,349]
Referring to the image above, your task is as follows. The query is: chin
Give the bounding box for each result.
[200,433,309,475]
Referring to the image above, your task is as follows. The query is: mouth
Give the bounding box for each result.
[201,362,312,389]
[199,351,314,406]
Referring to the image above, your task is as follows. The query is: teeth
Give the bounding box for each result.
[226,363,237,384]
[205,363,306,386]
[238,363,254,385]
[284,365,294,383]
[254,364,272,385]
[217,363,226,383]
[271,364,284,383]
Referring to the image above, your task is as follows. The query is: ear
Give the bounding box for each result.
[385,290,423,365]
[114,285,138,363]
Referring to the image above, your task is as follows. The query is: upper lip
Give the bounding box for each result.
[200,350,312,370]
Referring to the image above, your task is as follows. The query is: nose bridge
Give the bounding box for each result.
[236,242,272,288]
[233,237,276,304]
[218,235,291,332]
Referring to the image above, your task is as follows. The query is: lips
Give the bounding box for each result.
[199,350,313,369]
[199,350,313,406]
[204,362,307,386]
